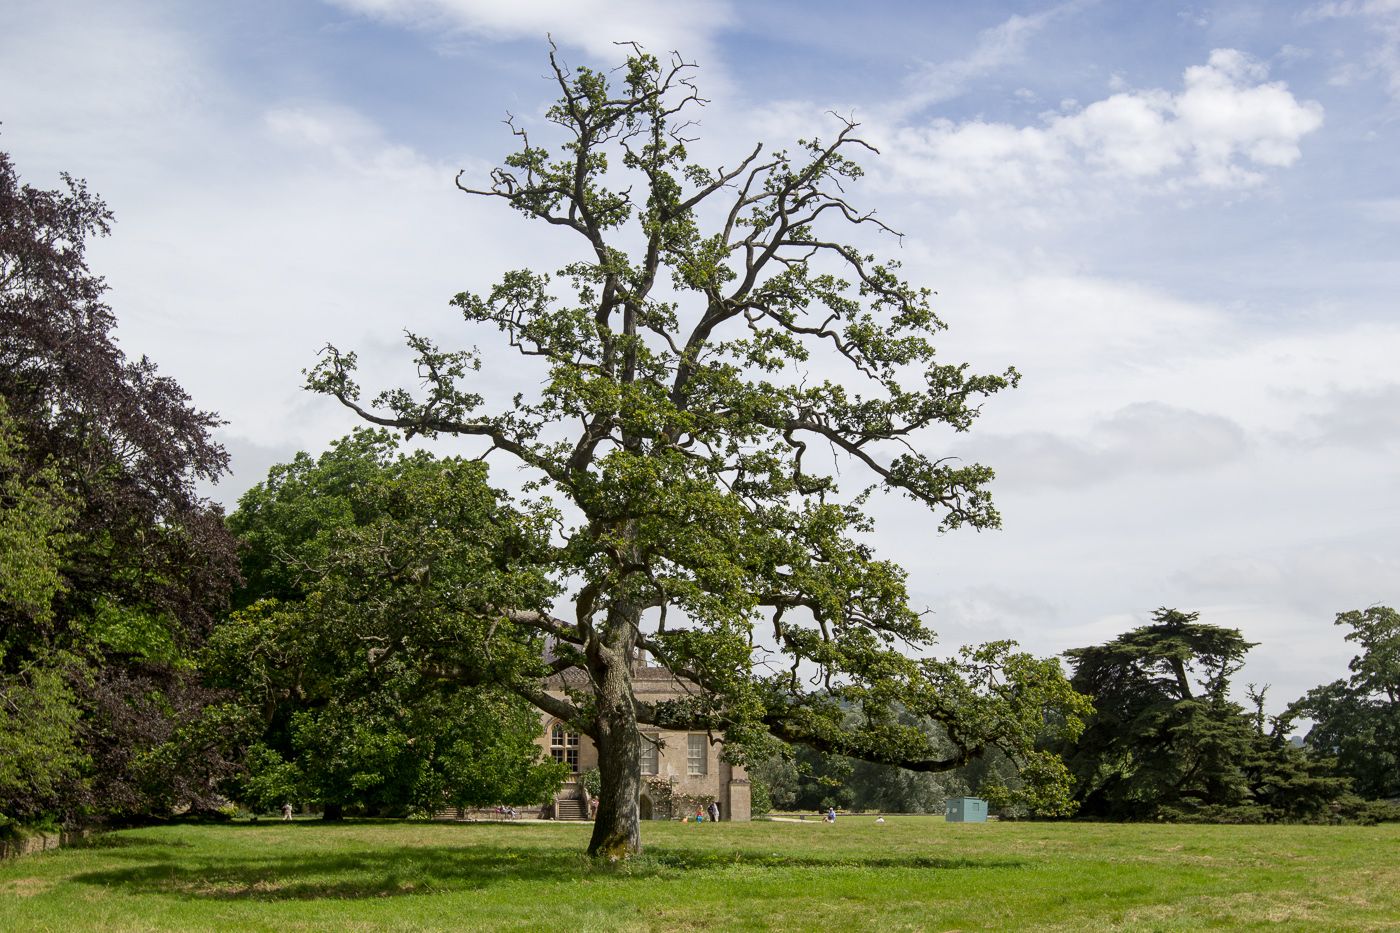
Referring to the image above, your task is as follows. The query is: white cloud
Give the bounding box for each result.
[959,403,1248,489]
[921,584,1060,647]
[929,267,1233,393]
[326,0,734,61]
[1355,197,1400,222]
[878,49,1323,197]
[1292,383,1400,448]
[4,0,1397,716]
[1176,548,1400,616]
[262,103,457,183]
[930,263,1400,451]
[1306,0,1400,96]
[0,0,214,174]
[0,0,528,478]
[896,2,1089,115]
[208,433,307,505]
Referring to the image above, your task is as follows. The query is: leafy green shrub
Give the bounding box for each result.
[750,780,772,818]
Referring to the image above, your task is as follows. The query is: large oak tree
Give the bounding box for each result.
[308,46,1089,856]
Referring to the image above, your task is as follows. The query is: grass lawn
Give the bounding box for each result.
[2,815,1397,932]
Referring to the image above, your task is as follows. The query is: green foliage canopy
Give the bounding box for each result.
[0,397,75,628]
[0,399,84,810]
[1057,609,1348,822]
[306,45,1090,854]
[1290,606,1400,800]
[211,430,568,815]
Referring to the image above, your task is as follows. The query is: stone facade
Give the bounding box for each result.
[537,660,751,821]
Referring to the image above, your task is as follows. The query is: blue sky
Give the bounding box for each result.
[4,0,1399,714]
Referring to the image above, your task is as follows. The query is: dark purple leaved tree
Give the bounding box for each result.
[1,146,243,822]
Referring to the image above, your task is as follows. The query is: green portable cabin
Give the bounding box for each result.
[945,797,987,822]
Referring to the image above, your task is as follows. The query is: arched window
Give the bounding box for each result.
[550,722,580,773]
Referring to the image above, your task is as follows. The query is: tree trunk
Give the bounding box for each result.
[322,803,344,821]
[585,602,644,858]
[587,700,643,857]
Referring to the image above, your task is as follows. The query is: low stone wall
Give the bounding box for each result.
[430,806,546,822]
[0,828,94,859]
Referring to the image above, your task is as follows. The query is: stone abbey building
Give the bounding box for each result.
[536,658,752,822]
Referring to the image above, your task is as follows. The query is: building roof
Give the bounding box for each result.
[545,661,701,695]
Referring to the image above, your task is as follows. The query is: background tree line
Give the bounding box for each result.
[0,148,564,831]
[207,429,568,819]
[746,608,1399,824]
[2,148,241,834]
[4,96,1396,838]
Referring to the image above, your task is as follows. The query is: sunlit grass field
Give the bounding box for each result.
[2,815,1397,932]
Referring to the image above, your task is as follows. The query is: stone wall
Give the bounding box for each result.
[0,828,94,859]
[726,780,752,822]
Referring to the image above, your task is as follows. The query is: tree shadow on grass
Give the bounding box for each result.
[635,852,1022,873]
[71,847,575,900]
[69,845,1023,902]
[67,835,193,849]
